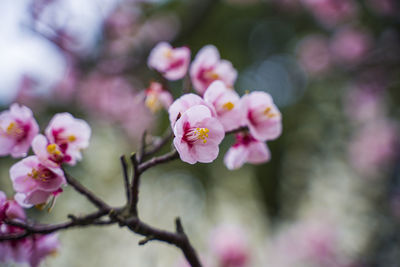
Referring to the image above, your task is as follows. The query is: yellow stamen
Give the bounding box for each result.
[195,127,209,144]
[28,169,39,179]
[263,107,277,118]
[222,101,234,111]
[46,144,61,155]
[145,94,162,113]
[6,122,16,133]
[68,135,76,142]
[164,49,173,59]
[35,203,46,210]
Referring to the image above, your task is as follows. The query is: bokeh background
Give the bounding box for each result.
[1,0,400,266]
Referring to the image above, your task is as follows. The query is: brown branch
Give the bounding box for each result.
[120,155,131,203]
[62,168,111,212]
[142,130,174,161]
[139,149,179,173]
[0,210,111,241]
[129,153,140,215]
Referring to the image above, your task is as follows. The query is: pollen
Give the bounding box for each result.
[28,168,39,179]
[195,127,209,144]
[222,101,234,111]
[68,135,76,142]
[145,94,162,113]
[164,49,173,59]
[47,144,61,155]
[5,122,23,137]
[263,107,277,118]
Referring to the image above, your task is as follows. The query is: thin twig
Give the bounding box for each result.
[120,155,131,203]
[62,168,111,211]
[129,153,140,215]
[139,150,179,173]
[142,130,174,160]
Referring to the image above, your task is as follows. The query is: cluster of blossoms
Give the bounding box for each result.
[0,104,90,266]
[0,190,60,267]
[147,43,282,169]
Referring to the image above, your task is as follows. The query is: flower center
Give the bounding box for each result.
[164,49,173,59]
[4,122,24,139]
[28,167,55,182]
[263,107,277,118]
[186,127,210,144]
[47,144,62,156]
[205,70,219,81]
[222,101,235,111]
[145,93,162,113]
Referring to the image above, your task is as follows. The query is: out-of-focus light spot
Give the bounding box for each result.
[237,54,307,107]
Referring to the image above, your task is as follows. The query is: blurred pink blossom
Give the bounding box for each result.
[203,81,242,131]
[349,119,398,176]
[173,105,224,164]
[145,82,173,113]
[79,73,154,140]
[0,191,60,267]
[190,45,237,95]
[148,42,191,80]
[267,220,345,267]
[0,103,39,158]
[301,0,358,28]
[297,34,332,76]
[240,91,282,142]
[224,133,270,170]
[345,85,385,123]
[330,26,372,65]
[210,224,250,267]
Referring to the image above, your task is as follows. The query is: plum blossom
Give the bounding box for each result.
[190,45,237,95]
[301,0,358,28]
[45,113,91,166]
[0,103,39,158]
[0,191,59,267]
[173,105,224,164]
[297,35,332,76]
[240,91,282,141]
[10,156,66,207]
[224,133,270,170]
[145,82,173,113]
[349,119,398,176]
[168,93,216,128]
[210,225,249,267]
[203,81,242,131]
[330,27,372,65]
[32,134,68,168]
[148,42,191,80]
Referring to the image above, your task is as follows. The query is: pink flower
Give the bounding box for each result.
[190,45,237,95]
[330,27,372,65]
[203,81,242,131]
[0,191,59,267]
[224,133,270,170]
[27,234,60,267]
[301,0,358,28]
[210,225,249,267]
[10,156,66,207]
[297,35,332,76]
[145,82,173,113]
[349,119,398,176]
[45,113,91,166]
[168,93,216,128]
[0,103,39,158]
[32,134,68,168]
[173,105,224,164]
[240,92,282,141]
[148,42,191,80]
